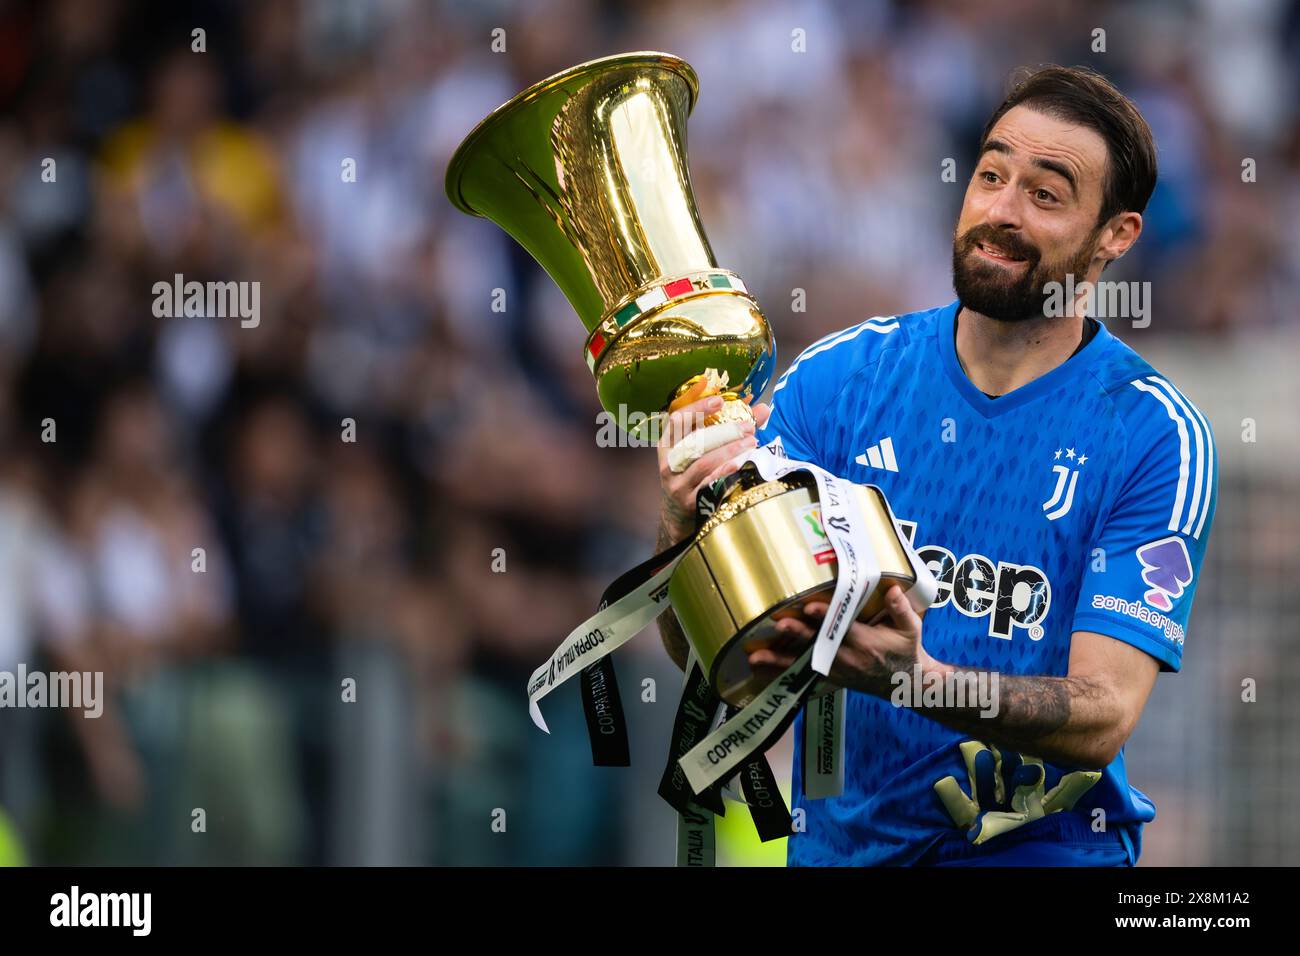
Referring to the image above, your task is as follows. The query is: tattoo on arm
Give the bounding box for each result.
[928,672,1113,767]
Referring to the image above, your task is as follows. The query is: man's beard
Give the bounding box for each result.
[952,223,1099,322]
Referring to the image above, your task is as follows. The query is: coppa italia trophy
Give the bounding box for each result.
[445,52,936,863]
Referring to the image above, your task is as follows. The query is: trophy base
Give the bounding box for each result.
[668,471,921,707]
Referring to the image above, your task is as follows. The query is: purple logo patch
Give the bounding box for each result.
[1136,536,1193,612]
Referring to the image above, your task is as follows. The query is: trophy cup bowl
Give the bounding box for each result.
[445,52,775,436]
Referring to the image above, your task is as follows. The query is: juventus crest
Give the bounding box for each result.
[1043,447,1088,520]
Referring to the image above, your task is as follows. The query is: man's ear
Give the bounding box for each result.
[1096,211,1143,264]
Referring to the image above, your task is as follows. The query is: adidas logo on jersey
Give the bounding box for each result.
[855,436,898,472]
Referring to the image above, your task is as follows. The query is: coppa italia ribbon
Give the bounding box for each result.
[658,651,726,816]
[578,540,704,767]
[800,493,936,798]
[674,443,881,796]
[803,689,846,799]
[526,540,687,735]
[525,474,729,737]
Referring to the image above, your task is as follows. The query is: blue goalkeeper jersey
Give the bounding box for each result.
[754,299,1218,866]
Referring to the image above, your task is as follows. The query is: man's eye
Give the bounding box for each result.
[1035,188,1057,203]
[981,171,999,184]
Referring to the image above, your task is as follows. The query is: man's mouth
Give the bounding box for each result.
[973,241,1028,265]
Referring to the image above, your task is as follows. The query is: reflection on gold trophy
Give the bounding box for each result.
[445,52,772,433]
[445,52,923,706]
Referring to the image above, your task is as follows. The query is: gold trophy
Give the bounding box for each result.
[446,52,924,707]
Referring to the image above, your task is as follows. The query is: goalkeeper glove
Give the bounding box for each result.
[933,740,1101,845]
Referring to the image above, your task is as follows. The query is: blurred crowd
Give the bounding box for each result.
[0,0,1296,865]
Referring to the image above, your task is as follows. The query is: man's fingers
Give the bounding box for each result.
[806,587,918,632]
[676,430,757,484]
[884,585,922,635]
[774,616,816,642]
[751,401,772,429]
[666,420,753,474]
[766,630,810,655]
[661,395,724,450]
[747,647,797,672]
[698,445,753,490]
[656,429,757,533]
[701,455,744,488]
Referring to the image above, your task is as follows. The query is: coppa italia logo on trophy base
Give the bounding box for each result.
[795,502,837,565]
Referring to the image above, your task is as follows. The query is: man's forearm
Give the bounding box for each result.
[900,659,1124,770]
[655,519,690,671]
[658,608,690,672]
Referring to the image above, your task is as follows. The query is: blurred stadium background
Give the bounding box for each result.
[0,0,1296,866]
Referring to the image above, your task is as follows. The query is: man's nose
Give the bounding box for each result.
[983,184,1024,231]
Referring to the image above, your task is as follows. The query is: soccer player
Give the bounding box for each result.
[655,66,1218,865]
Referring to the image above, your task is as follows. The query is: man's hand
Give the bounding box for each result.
[656,396,769,546]
[655,395,769,671]
[746,583,930,694]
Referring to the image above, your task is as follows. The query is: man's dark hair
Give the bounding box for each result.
[979,65,1158,225]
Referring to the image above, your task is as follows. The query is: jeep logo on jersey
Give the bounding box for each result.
[913,545,1052,640]
[1136,535,1193,612]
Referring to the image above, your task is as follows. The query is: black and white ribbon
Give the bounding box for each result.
[803,689,846,799]
[801,484,939,799]
[527,476,730,737]
[659,650,726,815]
[677,443,882,796]
[527,548,686,734]
[579,541,699,766]
[675,801,716,867]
